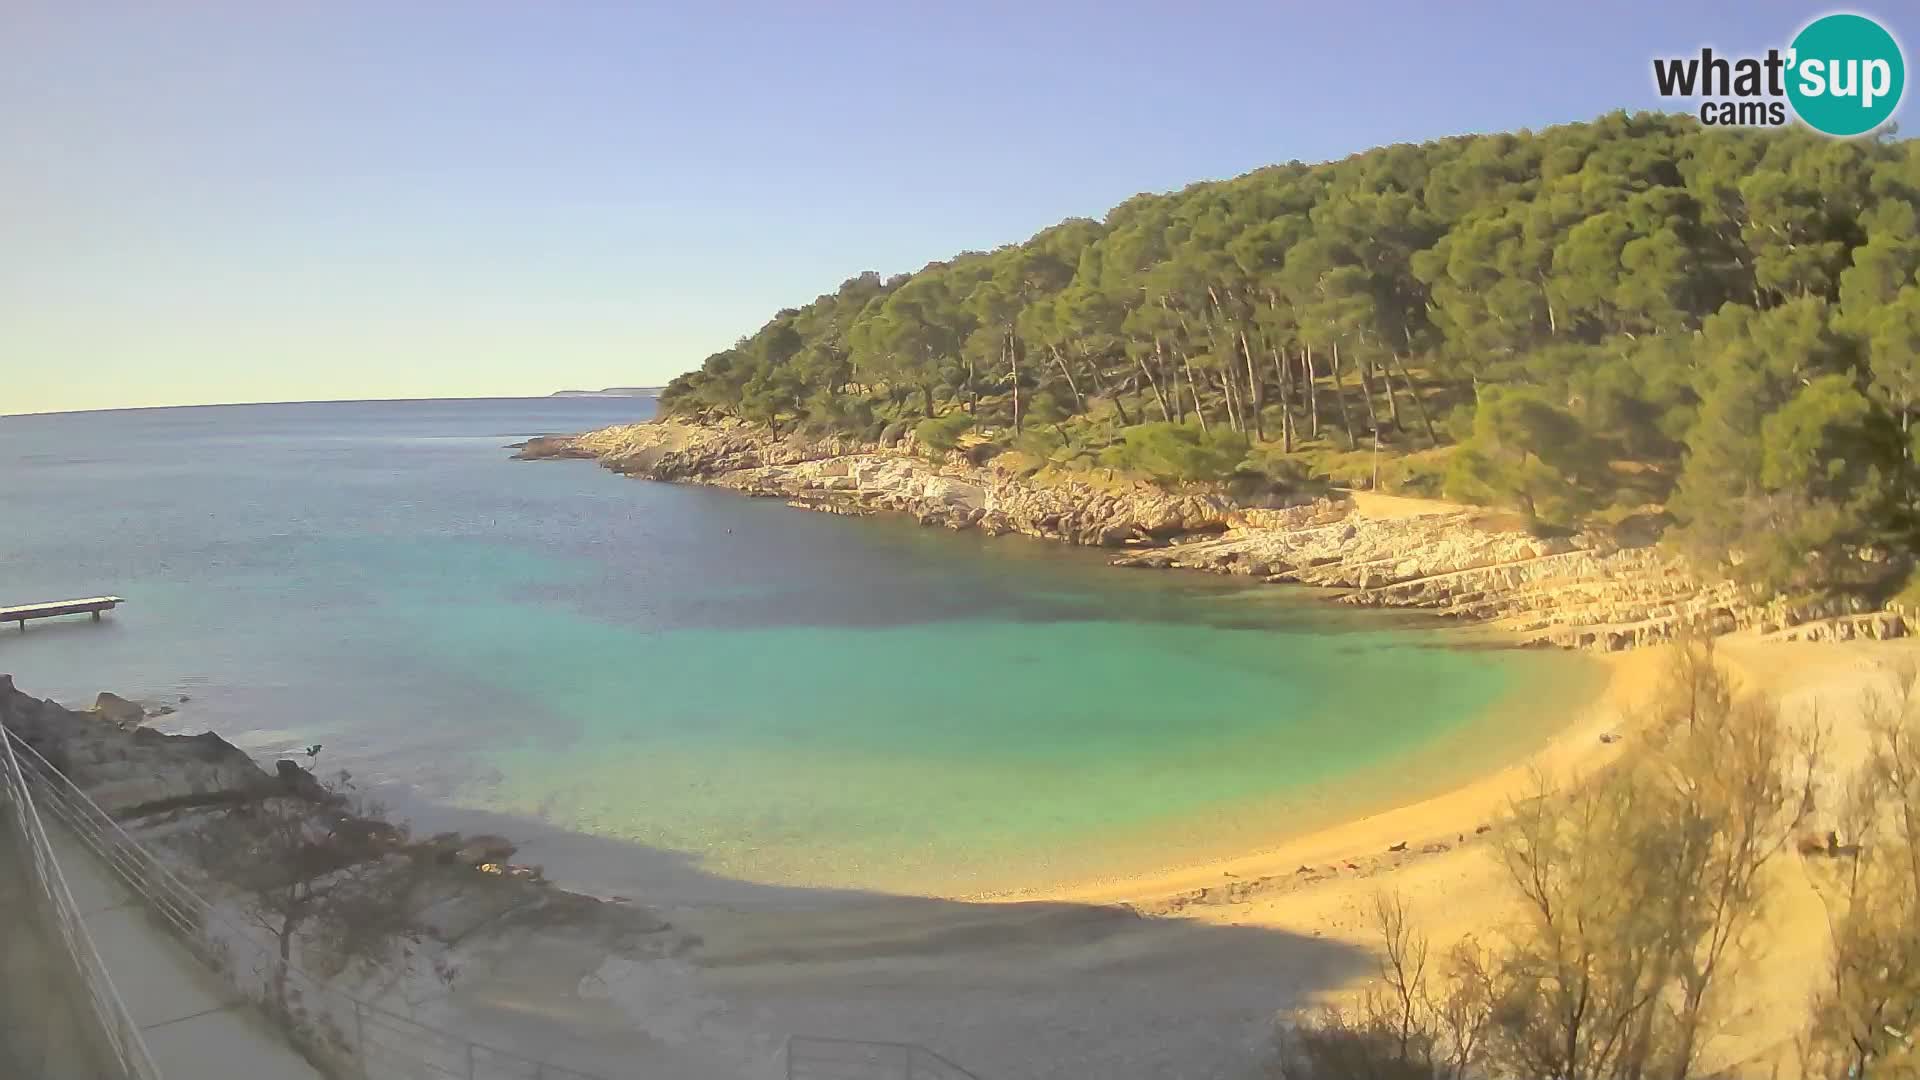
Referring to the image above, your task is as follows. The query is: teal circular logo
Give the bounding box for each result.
[1788,13,1905,136]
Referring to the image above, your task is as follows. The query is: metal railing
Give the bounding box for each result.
[6,726,990,1080]
[0,725,164,1080]
[4,726,606,1080]
[786,1036,981,1080]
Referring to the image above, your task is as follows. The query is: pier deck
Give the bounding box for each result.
[3,597,124,630]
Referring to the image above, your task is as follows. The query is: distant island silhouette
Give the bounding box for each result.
[548,387,662,398]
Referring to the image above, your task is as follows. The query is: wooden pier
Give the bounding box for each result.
[3,597,125,631]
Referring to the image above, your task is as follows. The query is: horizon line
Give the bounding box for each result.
[1,391,661,420]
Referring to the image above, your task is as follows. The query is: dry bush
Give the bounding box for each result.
[1274,638,1822,1080]
[1270,894,1492,1080]
[1484,639,1821,1080]
[1802,662,1920,1077]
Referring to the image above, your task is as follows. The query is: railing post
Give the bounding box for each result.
[355,1000,368,1078]
[468,1040,477,1080]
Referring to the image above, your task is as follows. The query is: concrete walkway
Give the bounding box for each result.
[1,813,121,1079]
[1,812,321,1080]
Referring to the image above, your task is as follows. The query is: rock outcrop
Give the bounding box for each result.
[509,435,599,461]
[1108,508,1903,649]
[91,690,147,729]
[5,675,265,813]
[556,417,1238,547]
[0,676,678,926]
[524,418,1912,651]
[0,674,688,1079]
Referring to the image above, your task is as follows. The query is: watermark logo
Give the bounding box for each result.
[1653,12,1905,136]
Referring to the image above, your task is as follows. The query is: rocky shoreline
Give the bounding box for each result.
[0,674,712,1076]
[0,673,1380,1080]
[518,417,1911,650]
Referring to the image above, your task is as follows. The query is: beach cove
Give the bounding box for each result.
[1,398,1599,900]
[11,397,1901,1079]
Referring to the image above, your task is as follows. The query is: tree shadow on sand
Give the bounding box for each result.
[382,792,1373,1080]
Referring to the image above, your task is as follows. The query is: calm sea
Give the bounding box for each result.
[0,398,1593,897]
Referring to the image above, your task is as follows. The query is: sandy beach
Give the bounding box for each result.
[574,631,1918,1080]
[15,610,1904,1079]
[1021,635,1661,909]
[989,632,1920,1076]
[428,481,1920,1078]
[337,471,1919,1078]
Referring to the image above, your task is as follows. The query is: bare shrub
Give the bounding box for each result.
[1274,638,1821,1080]
[1803,661,1920,1076]
[1270,895,1491,1080]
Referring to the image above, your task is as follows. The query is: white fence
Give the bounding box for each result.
[4,726,605,1080]
[7,726,986,1080]
[0,726,163,1080]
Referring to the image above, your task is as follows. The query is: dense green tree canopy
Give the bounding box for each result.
[661,113,1920,597]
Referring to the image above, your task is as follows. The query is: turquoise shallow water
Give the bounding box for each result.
[0,399,1595,896]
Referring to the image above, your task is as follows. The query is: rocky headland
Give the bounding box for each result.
[0,674,711,1077]
[517,417,1910,651]
[0,672,686,935]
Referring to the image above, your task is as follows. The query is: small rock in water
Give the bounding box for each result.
[92,692,145,729]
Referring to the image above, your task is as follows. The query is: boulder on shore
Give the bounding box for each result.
[93,691,145,728]
[274,758,340,804]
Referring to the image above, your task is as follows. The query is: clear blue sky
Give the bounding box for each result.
[3,1,1909,414]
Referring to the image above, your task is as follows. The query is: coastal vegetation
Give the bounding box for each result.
[1271,645,1920,1080]
[658,113,1920,605]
